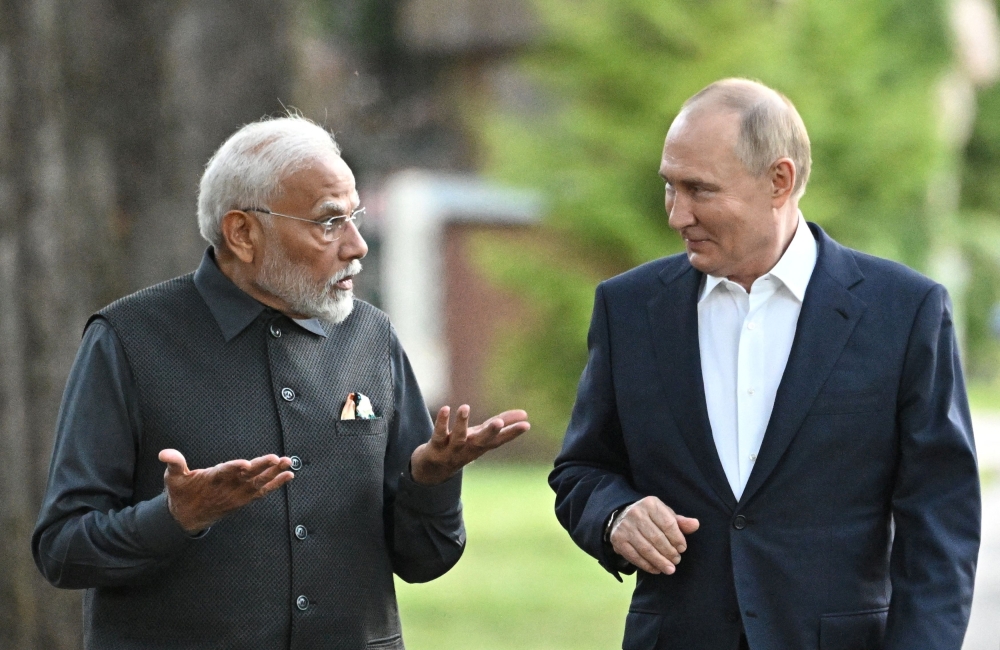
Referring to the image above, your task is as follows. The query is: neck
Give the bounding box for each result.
[726,205,800,292]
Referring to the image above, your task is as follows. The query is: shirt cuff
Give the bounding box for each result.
[133,492,199,554]
[396,469,463,515]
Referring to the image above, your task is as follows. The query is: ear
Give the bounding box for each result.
[770,158,796,207]
[220,210,261,264]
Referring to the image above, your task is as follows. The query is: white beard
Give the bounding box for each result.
[256,243,361,326]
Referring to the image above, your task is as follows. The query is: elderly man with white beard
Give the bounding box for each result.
[32,116,530,650]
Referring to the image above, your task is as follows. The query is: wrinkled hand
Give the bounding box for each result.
[158,449,294,533]
[609,496,700,575]
[410,405,530,486]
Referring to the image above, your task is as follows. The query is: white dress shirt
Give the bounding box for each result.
[697,215,817,500]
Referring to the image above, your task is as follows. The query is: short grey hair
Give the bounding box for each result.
[197,115,342,246]
[683,78,811,197]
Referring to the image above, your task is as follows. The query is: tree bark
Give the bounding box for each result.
[0,1,294,647]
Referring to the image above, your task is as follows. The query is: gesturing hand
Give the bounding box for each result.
[609,496,700,575]
[409,405,530,486]
[158,449,295,533]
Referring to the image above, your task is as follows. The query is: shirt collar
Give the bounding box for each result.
[767,213,817,302]
[697,212,817,304]
[193,248,329,342]
[699,272,727,303]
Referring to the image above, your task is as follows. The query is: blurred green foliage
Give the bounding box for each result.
[470,0,1000,440]
[961,75,1000,379]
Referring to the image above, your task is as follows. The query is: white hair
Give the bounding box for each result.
[683,78,812,198]
[197,115,342,246]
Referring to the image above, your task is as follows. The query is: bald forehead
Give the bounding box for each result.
[684,79,785,114]
[276,152,357,208]
[666,105,740,152]
[312,150,349,170]
[283,151,352,184]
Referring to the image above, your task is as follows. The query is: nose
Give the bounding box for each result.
[338,220,368,260]
[666,190,695,232]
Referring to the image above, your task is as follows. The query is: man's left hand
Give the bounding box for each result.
[410,405,530,486]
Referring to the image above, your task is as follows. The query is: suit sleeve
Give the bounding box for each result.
[549,283,646,579]
[884,284,980,649]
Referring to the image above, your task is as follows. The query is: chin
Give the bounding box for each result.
[686,251,715,274]
[316,292,354,325]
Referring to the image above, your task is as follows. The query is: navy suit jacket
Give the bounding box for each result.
[550,224,980,650]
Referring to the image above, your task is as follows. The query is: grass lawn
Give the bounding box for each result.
[394,463,633,650]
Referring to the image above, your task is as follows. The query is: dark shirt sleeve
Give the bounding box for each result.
[31,319,195,589]
[382,327,466,584]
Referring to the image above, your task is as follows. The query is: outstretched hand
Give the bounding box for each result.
[409,406,530,486]
[158,449,294,533]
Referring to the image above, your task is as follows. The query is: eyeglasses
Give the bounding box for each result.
[241,206,365,242]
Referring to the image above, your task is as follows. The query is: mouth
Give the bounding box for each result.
[330,260,362,293]
[680,228,709,246]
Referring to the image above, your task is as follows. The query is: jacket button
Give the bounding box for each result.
[281,387,295,401]
[269,323,282,338]
[289,456,302,471]
[296,595,309,611]
[295,525,308,540]
[733,515,747,530]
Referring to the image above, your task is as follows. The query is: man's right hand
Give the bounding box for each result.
[158,449,294,533]
[609,496,700,575]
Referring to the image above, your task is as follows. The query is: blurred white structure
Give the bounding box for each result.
[931,0,1000,353]
[951,0,1000,86]
[380,171,542,405]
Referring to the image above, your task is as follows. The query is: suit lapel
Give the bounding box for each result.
[647,263,738,512]
[739,225,867,506]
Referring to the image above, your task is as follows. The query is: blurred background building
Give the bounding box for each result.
[4,0,1000,648]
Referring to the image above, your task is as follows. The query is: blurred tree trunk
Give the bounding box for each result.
[0,0,295,647]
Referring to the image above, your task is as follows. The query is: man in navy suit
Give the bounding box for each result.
[550,78,980,649]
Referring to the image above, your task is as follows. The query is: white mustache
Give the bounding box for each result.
[329,260,362,287]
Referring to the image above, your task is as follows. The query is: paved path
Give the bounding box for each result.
[965,413,1000,650]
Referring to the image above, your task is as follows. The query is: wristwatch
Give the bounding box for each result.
[603,508,621,544]
[603,504,637,574]
[603,504,633,543]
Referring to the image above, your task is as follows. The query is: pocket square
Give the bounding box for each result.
[340,392,376,420]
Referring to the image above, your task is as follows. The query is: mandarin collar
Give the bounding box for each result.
[193,248,329,342]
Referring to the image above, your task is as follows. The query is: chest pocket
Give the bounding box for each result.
[336,417,387,436]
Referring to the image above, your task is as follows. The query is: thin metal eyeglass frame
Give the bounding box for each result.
[240,206,365,241]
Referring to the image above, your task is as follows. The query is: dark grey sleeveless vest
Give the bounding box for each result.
[89,273,403,650]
